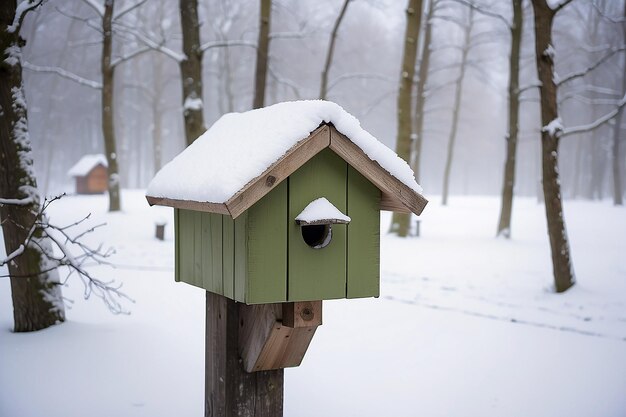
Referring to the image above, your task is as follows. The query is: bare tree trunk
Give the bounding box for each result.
[411,0,435,184]
[102,0,121,211]
[390,0,423,236]
[253,0,271,109]
[612,4,625,206]
[531,0,575,293]
[319,0,351,100]
[179,0,206,144]
[0,1,65,332]
[441,7,473,206]
[496,0,523,237]
[151,53,164,174]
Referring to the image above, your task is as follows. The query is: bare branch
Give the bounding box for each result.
[200,39,257,52]
[113,23,185,62]
[22,61,102,89]
[591,1,625,23]
[552,0,574,14]
[110,46,152,67]
[113,0,147,21]
[54,6,102,33]
[557,46,626,86]
[79,0,104,17]
[327,72,393,92]
[441,0,510,28]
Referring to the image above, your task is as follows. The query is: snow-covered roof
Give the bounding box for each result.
[147,101,422,204]
[295,198,351,225]
[67,154,108,177]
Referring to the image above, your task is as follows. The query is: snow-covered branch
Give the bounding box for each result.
[557,46,626,86]
[7,0,46,34]
[1,194,132,314]
[562,94,626,137]
[199,39,257,52]
[110,46,151,67]
[22,61,102,89]
[0,195,35,206]
[113,23,184,63]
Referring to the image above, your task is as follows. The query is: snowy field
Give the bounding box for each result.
[1,190,625,417]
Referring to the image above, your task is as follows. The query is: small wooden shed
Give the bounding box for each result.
[146,101,427,305]
[68,154,108,194]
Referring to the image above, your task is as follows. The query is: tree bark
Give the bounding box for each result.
[390,0,423,236]
[411,0,435,184]
[496,0,523,237]
[0,1,65,332]
[253,0,271,109]
[612,3,625,206]
[319,0,351,100]
[205,292,283,417]
[531,0,575,293]
[179,0,206,144]
[441,7,473,206]
[102,0,121,211]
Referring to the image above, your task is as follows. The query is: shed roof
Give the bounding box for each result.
[146,100,427,217]
[68,154,108,177]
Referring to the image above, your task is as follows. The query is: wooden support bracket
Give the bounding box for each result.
[239,301,322,373]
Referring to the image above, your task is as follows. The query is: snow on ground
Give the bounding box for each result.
[1,190,625,417]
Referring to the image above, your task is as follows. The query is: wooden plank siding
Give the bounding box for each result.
[175,146,381,303]
[346,166,380,298]
[288,149,347,301]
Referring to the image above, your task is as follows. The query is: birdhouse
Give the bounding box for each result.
[146,101,427,306]
[68,154,108,195]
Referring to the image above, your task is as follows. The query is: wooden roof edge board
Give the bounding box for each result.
[328,126,428,216]
[225,125,331,218]
[145,195,231,215]
[380,193,412,213]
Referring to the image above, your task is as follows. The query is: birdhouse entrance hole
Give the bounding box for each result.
[301,224,332,249]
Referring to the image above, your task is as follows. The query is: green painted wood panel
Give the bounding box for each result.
[210,213,223,293]
[201,212,213,291]
[174,209,180,282]
[193,211,203,288]
[288,149,347,301]
[346,166,381,298]
[222,216,235,299]
[178,209,195,287]
[234,211,248,303]
[247,180,288,304]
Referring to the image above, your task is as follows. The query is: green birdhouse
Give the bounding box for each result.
[146,101,427,305]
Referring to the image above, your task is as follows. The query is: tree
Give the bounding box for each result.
[1,0,65,332]
[390,0,423,236]
[530,0,575,292]
[179,0,206,144]
[253,0,271,109]
[411,0,436,183]
[496,0,523,237]
[612,3,625,205]
[319,0,351,100]
[441,6,474,206]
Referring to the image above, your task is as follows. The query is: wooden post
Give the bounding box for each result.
[205,292,283,417]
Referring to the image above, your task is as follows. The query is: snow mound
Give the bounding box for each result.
[68,154,108,177]
[146,100,422,204]
[295,197,351,224]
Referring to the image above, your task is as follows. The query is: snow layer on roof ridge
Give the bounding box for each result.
[146,100,422,204]
[295,197,351,223]
[67,154,108,177]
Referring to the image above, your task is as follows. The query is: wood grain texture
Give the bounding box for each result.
[282,301,322,328]
[288,149,347,301]
[174,209,180,282]
[226,125,331,218]
[329,126,428,216]
[246,181,288,304]
[222,216,235,299]
[234,211,248,303]
[347,166,380,298]
[146,195,229,215]
[205,292,284,417]
[210,213,223,293]
[239,301,319,372]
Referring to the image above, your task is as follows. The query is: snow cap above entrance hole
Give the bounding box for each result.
[295,197,351,226]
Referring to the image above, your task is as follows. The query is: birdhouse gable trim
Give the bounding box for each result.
[67,154,108,177]
[147,124,428,217]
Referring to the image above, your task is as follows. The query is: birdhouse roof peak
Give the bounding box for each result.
[146,100,427,217]
[67,154,108,177]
